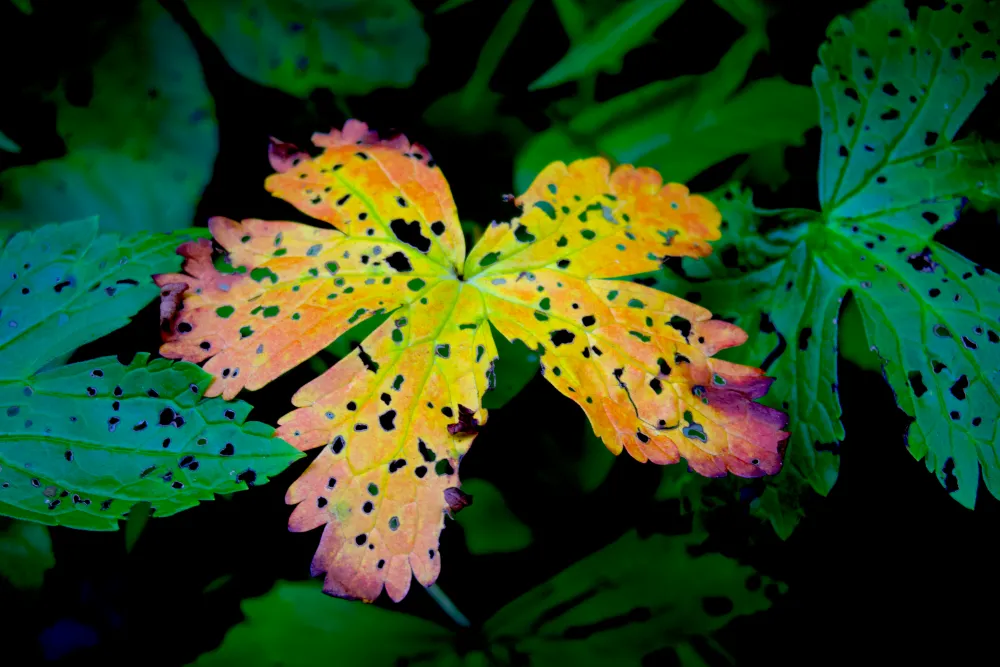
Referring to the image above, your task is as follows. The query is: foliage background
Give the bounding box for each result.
[1,0,998,664]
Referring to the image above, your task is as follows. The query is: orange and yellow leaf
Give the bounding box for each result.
[465,158,787,476]
[157,120,787,603]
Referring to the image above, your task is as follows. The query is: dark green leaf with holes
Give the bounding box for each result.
[483,530,781,666]
[0,218,207,380]
[0,353,301,530]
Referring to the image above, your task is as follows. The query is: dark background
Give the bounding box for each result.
[1,0,998,664]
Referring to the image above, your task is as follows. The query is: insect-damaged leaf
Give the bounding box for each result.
[466,159,788,478]
[0,218,207,380]
[160,120,786,602]
[814,0,1000,507]
[0,354,300,529]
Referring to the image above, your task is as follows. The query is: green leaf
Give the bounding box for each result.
[483,530,781,666]
[191,580,463,667]
[815,0,999,240]
[187,0,429,97]
[0,0,218,234]
[0,130,20,154]
[0,353,302,529]
[529,0,686,90]
[435,0,476,12]
[482,324,540,410]
[578,423,615,492]
[838,294,881,373]
[821,224,1000,507]
[455,479,532,554]
[517,31,814,190]
[424,0,534,138]
[650,188,844,506]
[124,501,152,553]
[9,0,32,14]
[0,219,206,379]
[0,520,54,589]
[813,0,1000,506]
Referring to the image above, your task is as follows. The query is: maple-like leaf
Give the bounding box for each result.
[158,120,787,602]
[649,0,1000,533]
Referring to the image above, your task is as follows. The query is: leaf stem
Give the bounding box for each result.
[426,583,470,628]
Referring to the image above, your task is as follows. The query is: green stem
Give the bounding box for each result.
[426,583,471,628]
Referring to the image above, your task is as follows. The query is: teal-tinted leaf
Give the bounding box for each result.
[187,0,428,97]
[482,324,539,410]
[815,0,999,240]
[821,223,1000,507]
[646,188,842,537]
[0,353,301,529]
[813,0,1000,506]
[0,520,54,589]
[529,0,686,90]
[191,580,463,667]
[483,530,781,666]
[0,219,206,379]
[455,478,532,554]
[0,130,20,154]
[0,0,218,234]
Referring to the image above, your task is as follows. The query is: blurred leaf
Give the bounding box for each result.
[424,0,534,138]
[191,580,464,666]
[9,0,32,13]
[0,520,54,589]
[484,530,781,666]
[435,0,476,12]
[187,0,428,97]
[0,219,206,379]
[712,0,768,30]
[0,353,302,529]
[551,0,588,40]
[0,130,20,154]
[530,0,685,90]
[482,324,540,410]
[742,144,791,190]
[837,295,880,373]
[455,479,532,554]
[578,423,615,492]
[517,30,815,190]
[0,0,218,233]
[124,501,152,553]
